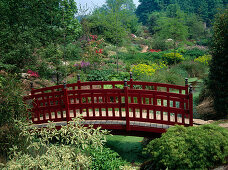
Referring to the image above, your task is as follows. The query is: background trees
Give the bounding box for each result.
[208,9,228,119]
[0,0,81,72]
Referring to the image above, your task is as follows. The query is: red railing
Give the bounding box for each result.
[24,74,193,133]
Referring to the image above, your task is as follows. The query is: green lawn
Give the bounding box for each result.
[105,135,147,164]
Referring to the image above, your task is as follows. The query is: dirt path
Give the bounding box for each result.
[141,45,148,53]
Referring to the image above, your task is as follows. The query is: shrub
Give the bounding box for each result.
[176,61,208,78]
[88,147,128,169]
[162,52,184,65]
[0,74,27,126]
[86,69,113,81]
[61,43,82,61]
[194,54,212,65]
[142,124,228,170]
[2,117,131,169]
[131,63,167,79]
[183,48,208,60]
[142,68,185,85]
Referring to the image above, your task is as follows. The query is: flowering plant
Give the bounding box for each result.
[149,49,161,52]
[194,55,212,65]
[27,70,39,77]
[162,52,184,65]
[83,34,105,65]
[131,63,167,78]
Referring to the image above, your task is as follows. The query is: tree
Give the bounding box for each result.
[87,0,139,45]
[154,4,188,41]
[208,9,228,119]
[135,0,226,25]
[136,0,161,24]
[0,0,81,71]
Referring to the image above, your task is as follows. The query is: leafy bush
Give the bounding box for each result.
[118,52,163,65]
[162,52,184,65]
[0,74,27,126]
[61,43,82,61]
[88,147,128,169]
[2,117,131,169]
[142,68,185,85]
[176,61,208,78]
[131,63,167,79]
[194,54,212,65]
[183,48,208,60]
[142,124,228,170]
[86,69,113,81]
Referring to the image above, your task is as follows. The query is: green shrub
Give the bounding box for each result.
[176,61,208,78]
[142,124,228,170]
[194,54,212,65]
[88,147,128,169]
[142,68,185,86]
[131,63,167,80]
[162,52,184,65]
[0,74,27,126]
[2,117,131,169]
[183,48,208,60]
[86,69,113,81]
[61,43,82,61]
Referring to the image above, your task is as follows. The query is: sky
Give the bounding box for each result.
[76,0,140,14]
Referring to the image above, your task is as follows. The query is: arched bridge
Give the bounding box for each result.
[24,75,193,134]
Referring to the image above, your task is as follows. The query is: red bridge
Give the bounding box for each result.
[24,74,193,134]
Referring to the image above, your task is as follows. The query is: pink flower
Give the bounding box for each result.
[27,69,39,77]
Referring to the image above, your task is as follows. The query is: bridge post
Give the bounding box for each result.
[189,85,193,126]
[130,72,133,89]
[77,74,82,114]
[124,79,130,131]
[63,82,70,122]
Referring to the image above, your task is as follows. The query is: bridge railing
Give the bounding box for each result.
[24,74,193,132]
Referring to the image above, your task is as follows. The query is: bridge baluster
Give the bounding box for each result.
[124,79,130,131]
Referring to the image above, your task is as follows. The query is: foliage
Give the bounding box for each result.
[183,48,208,60]
[162,52,184,65]
[176,61,208,78]
[194,54,212,65]
[88,146,128,169]
[87,0,139,45]
[142,124,228,170]
[0,74,27,126]
[0,0,81,72]
[86,69,113,81]
[141,68,185,86]
[82,35,105,64]
[62,43,82,61]
[136,0,226,25]
[208,9,228,119]
[2,117,132,169]
[131,63,167,79]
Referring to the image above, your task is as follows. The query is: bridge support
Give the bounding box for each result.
[124,79,130,131]
[63,82,70,122]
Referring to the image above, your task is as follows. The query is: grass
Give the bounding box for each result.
[105,135,147,164]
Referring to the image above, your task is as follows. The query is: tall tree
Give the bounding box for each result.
[0,0,81,71]
[208,9,228,119]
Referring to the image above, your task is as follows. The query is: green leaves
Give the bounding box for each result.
[142,124,228,169]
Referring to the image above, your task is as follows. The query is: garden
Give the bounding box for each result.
[0,0,227,169]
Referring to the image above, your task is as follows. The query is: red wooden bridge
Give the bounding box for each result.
[24,74,193,133]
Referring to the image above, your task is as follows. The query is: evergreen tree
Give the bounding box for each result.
[208,9,228,119]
